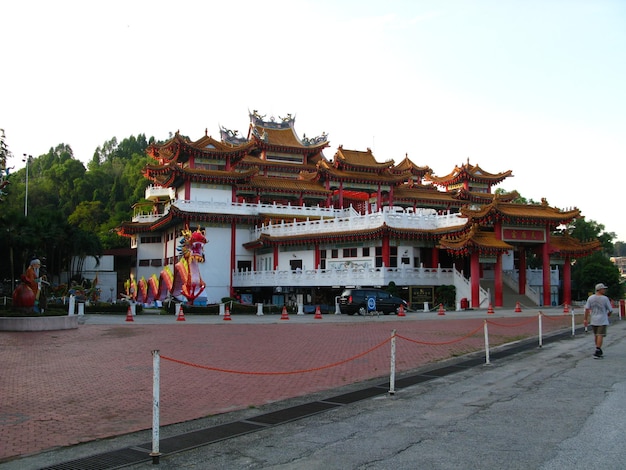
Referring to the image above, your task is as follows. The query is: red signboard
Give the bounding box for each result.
[501,227,546,243]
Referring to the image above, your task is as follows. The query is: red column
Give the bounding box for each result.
[518,248,526,294]
[471,251,481,308]
[431,247,439,268]
[314,244,320,270]
[494,221,503,307]
[542,230,551,306]
[230,221,236,296]
[563,255,571,306]
[273,246,279,271]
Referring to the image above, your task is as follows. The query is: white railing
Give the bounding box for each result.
[145,185,175,200]
[232,265,457,288]
[453,268,490,306]
[175,200,352,218]
[251,209,467,240]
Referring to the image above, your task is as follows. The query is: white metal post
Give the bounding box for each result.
[538,312,543,348]
[484,320,490,365]
[571,311,575,336]
[389,329,396,395]
[151,350,161,464]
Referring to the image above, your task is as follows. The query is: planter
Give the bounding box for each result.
[0,315,79,332]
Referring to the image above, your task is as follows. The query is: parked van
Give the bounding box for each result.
[338,288,408,315]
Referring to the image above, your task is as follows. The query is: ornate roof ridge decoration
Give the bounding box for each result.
[247,110,329,150]
[425,157,513,187]
[334,146,394,171]
[220,126,249,146]
[438,224,514,256]
[299,170,321,182]
[549,232,603,258]
[460,195,581,226]
[392,154,431,176]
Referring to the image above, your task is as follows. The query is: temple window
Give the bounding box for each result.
[343,248,357,258]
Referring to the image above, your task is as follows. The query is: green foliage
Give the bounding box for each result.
[567,218,624,300]
[434,285,456,308]
[0,134,152,282]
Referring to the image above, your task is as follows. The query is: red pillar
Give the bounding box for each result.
[431,247,439,268]
[314,244,320,270]
[273,245,279,271]
[471,251,481,308]
[518,248,526,294]
[563,255,572,306]
[542,232,551,306]
[494,221,503,307]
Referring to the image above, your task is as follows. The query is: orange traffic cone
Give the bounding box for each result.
[223,305,232,321]
[487,303,495,315]
[314,305,323,319]
[515,302,522,313]
[125,305,134,322]
[176,304,186,321]
[397,304,406,317]
[280,305,289,320]
[437,303,445,315]
[563,303,570,313]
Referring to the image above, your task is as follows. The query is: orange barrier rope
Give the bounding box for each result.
[542,312,572,321]
[396,324,483,346]
[486,316,537,328]
[160,336,392,375]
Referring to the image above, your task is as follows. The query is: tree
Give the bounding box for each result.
[567,218,623,301]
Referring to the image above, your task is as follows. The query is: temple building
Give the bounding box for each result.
[116,111,601,310]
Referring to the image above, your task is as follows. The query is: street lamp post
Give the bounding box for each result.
[23,154,32,217]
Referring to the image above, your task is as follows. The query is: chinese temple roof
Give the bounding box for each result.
[143,163,257,187]
[393,184,462,207]
[147,131,255,165]
[317,159,408,184]
[392,154,431,177]
[549,233,603,258]
[243,175,332,196]
[438,224,514,256]
[453,189,520,204]
[333,146,394,172]
[426,158,512,188]
[460,195,580,227]
[245,111,329,151]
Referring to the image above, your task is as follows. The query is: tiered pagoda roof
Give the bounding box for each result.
[438,224,514,256]
[426,158,512,190]
[146,131,255,166]
[549,233,603,258]
[460,196,581,228]
[143,163,257,187]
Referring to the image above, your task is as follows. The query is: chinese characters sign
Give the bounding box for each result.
[501,227,546,243]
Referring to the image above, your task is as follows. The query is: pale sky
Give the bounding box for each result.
[2,0,625,241]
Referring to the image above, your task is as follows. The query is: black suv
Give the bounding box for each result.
[339,288,408,315]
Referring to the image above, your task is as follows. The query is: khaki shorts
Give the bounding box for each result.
[592,325,607,336]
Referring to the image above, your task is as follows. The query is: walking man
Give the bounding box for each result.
[583,283,613,358]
